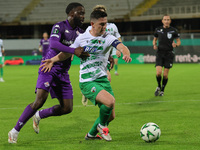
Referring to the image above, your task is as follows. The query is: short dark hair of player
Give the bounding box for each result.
[162,14,171,20]
[65,2,84,14]
[90,10,107,21]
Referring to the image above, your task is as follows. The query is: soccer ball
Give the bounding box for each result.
[140,122,161,142]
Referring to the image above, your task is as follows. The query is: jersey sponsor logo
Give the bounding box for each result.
[91,87,96,93]
[44,82,50,87]
[167,33,172,39]
[62,39,74,45]
[84,46,97,53]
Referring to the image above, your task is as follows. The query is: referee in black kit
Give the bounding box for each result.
[153,14,181,96]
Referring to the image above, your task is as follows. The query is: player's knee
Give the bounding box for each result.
[163,74,168,79]
[62,106,73,115]
[107,98,115,108]
[156,72,162,76]
[31,101,44,110]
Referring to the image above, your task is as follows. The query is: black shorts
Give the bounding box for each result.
[156,51,174,68]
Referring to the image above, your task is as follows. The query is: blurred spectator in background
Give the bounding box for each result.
[0,38,5,82]
[39,32,50,58]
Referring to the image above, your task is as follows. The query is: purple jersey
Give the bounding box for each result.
[40,39,50,58]
[36,20,84,99]
[44,20,84,73]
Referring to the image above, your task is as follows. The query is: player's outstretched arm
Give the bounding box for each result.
[40,52,71,72]
[116,43,132,63]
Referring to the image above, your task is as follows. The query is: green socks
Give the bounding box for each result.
[89,105,113,136]
[0,67,3,78]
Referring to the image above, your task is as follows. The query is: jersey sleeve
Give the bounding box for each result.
[154,28,158,38]
[105,34,119,47]
[39,39,42,46]
[112,23,121,39]
[174,29,180,39]
[50,23,63,42]
[49,22,75,54]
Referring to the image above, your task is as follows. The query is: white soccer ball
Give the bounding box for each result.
[140,122,161,142]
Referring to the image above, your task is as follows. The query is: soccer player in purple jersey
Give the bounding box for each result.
[39,32,50,58]
[8,2,89,144]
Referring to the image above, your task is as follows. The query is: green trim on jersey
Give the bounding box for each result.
[81,68,101,79]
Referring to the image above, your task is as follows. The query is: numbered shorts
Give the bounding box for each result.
[79,76,114,105]
[156,51,175,69]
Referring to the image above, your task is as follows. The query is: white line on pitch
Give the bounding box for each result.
[1,99,200,110]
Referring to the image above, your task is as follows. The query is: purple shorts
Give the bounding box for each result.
[35,71,73,100]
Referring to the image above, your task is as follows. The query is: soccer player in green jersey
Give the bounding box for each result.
[0,38,5,82]
[81,4,121,106]
[40,10,132,141]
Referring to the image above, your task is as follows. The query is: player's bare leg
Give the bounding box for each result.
[107,70,111,82]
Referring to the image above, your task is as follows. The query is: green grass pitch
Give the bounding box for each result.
[0,64,200,150]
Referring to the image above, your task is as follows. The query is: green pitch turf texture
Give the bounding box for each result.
[0,64,199,150]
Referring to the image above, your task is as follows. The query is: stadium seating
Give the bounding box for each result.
[0,0,32,23]
[26,0,144,24]
[1,0,200,24]
[0,0,144,24]
[131,0,200,21]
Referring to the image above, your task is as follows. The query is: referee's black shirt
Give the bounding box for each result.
[154,26,180,52]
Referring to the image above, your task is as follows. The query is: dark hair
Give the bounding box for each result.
[162,14,171,20]
[65,2,83,14]
[90,10,107,21]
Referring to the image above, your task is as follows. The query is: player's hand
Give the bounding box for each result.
[172,41,177,48]
[74,47,90,59]
[153,45,158,50]
[108,55,114,70]
[39,59,54,73]
[122,55,132,63]
[116,50,121,58]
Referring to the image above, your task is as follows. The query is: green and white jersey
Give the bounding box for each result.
[0,39,3,57]
[106,23,121,39]
[106,23,121,56]
[86,23,121,56]
[70,27,118,82]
